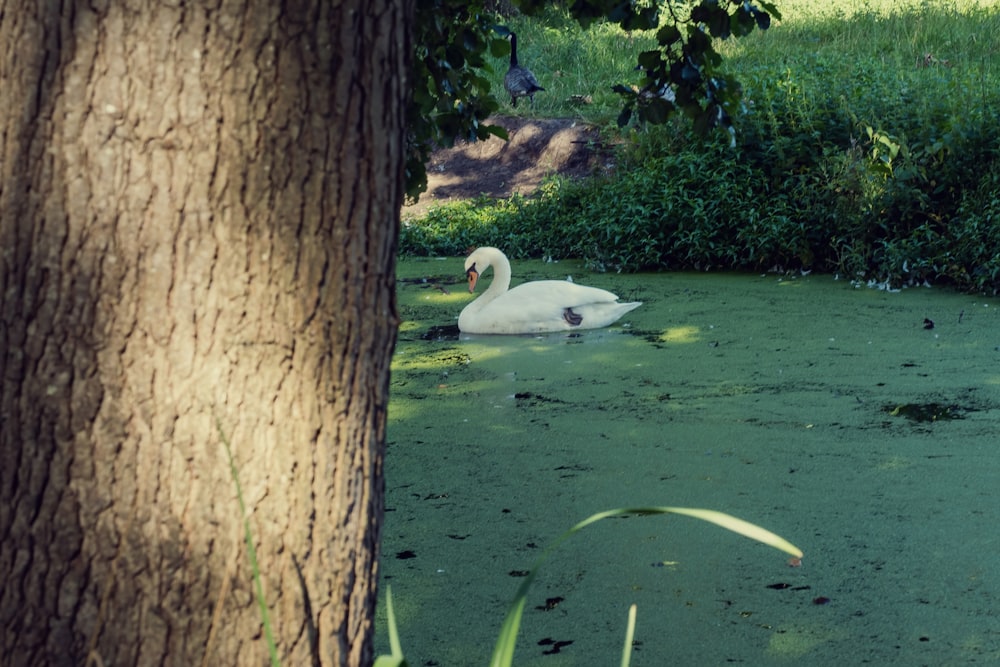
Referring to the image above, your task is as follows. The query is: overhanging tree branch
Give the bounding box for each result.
[406,0,781,198]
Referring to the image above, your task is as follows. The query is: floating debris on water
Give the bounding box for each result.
[884,402,965,422]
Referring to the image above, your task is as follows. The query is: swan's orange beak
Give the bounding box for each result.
[467,268,479,293]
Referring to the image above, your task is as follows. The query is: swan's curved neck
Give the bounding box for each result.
[468,249,511,314]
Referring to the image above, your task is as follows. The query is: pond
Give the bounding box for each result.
[376,255,1000,666]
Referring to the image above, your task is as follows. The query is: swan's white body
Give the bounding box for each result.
[458,247,641,334]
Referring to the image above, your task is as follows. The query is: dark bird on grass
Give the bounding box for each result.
[504,32,544,107]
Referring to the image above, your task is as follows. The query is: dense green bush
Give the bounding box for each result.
[946,165,1000,292]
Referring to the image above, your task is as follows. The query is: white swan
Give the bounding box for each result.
[458,247,641,334]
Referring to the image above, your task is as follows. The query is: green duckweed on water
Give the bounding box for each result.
[378,256,1000,666]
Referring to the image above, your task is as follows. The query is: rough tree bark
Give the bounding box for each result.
[0,1,407,665]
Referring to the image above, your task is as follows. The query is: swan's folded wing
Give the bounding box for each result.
[506,280,621,308]
[496,280,639,330]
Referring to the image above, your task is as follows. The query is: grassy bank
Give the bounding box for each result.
[402,0,1000,293]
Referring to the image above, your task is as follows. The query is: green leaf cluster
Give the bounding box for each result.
[408,1,511,200]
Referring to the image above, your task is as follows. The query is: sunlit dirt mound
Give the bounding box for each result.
[402,115,610,218]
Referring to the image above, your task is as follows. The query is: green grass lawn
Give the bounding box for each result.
[482,1,1000,125]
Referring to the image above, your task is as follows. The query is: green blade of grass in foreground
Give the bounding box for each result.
[217,420,280,667]
[489,506,803,667]
[373,586,407,667]
[620,604,637,667]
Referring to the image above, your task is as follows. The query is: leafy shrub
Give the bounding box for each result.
[945,166,1000,294]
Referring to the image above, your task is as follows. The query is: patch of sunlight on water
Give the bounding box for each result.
[659,324,701,343]
[766,625,841,658]
[398,320,422,333]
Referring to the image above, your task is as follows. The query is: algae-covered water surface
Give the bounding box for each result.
[377,256,1000,666]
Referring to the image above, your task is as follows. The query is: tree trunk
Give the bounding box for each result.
[0,1,406,665]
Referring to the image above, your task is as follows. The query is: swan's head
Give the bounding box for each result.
[464,248,491,293]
